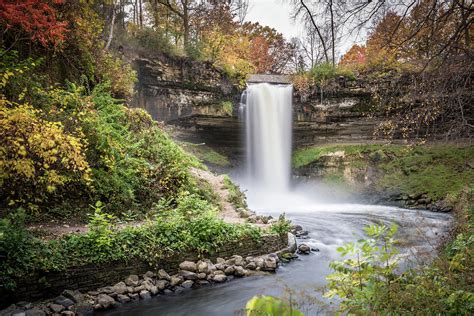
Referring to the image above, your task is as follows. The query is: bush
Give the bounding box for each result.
[0,100,91,211]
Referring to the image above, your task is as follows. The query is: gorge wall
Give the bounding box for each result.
[130,53,384,163]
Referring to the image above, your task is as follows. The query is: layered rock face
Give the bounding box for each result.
[131,54,235,122]
[129,54,381,163]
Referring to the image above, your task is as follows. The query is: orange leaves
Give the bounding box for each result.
[340,44,366,68]
[0,0,68,47]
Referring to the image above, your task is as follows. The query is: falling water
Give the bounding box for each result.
[243,83,293,192]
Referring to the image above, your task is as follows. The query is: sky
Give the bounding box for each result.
[245,0,303,39]
[245,0,365,55]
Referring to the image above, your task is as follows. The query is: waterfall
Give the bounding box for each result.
[243,83,293,193]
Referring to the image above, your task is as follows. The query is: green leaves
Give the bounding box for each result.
[326,223,400,313]
[245,296,304,316]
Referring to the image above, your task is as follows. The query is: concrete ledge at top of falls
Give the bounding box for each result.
[247,74,291,84]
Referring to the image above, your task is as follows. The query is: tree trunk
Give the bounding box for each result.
[105,1,117,51]
[183,1,190,48]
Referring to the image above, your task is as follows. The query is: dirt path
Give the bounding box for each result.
[190,167,246,224]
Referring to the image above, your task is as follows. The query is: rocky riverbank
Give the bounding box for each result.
[0,251,295,316]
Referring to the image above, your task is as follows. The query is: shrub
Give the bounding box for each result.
[0,100,91,211]
[245,295,304,316]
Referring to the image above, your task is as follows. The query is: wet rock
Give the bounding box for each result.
[181,280,194,289]
[54,296,74,309]
[232,255,245,266]
[139,290,151,300]
[128,293,139,301]
[143,271,155,278]
[156,280,169,291]
[213,274,227,283]
[298,244,311,255]
[263,257,277,271]
[49,304,65,313]
[197,260,216,274]
[291,224,303,233]
[245,262,256,270]
[124,275,139,287]
[61,312,74,316]
[157,269,171,281]
[163,289,174,295]
[133,285,145,293]
[170,275,184,286]
[116,294,130,304]
[311,247,320,252]
[234,266,246,277]
[112,281,128,295]
[179,261,197,272]
[215,263,225,271]
[96,294,115,309]
[224,266,235,275]
[62,290,84,304]
[179,270,198,280]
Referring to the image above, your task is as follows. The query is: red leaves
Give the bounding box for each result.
[0,0,68,47]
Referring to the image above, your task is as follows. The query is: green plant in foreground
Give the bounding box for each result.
[325,223,399,313]
[270,214,292,235]
[246,295,304,316]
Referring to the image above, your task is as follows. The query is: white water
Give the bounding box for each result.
[243,83,293,194]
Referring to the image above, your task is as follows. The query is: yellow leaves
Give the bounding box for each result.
[0,102,91,207]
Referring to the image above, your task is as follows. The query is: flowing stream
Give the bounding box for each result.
[104,83,452,316]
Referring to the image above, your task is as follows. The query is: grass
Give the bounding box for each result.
[180,142,230,167]
[292,144,474,201]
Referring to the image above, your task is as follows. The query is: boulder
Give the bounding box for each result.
[214,270,225,276]
[128,293,139,301]
[170,275,184,286]
[263,257,277,271]
[174,286,184,294]
[139,290,151,300]
[49,304,65,313]
[62,290,84,304]
[116,294,130,304]
[215,263,225,271]
[157,269,171,281]
[216,258,225,264]
[198,272,207,279]
[232,255,245,266]
[213,274,227,283]
[133,285,145,293]
[96,294,115,309]
[197,260,216,274]
[234,266,246,277]
[181,280,194,289]
[143,271,155,278]
[61,312,74,316]
[124,275,139,287]
[156,280,169,291]
[224,266,235,275]
[53,296,74,309]
[245,262,256,270]
[179,270,198,280]
[112,281,128,295]
[298,243,311,255]
[179,261,197,272]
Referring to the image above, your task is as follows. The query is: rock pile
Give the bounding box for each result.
[1,255,281,316]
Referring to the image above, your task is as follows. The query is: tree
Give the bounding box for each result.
[0,0,68,49]
[340,44,366,67]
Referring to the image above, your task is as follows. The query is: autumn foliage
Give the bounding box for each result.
[0,0,68,47]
